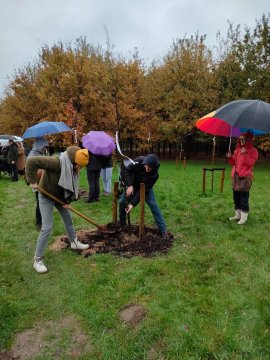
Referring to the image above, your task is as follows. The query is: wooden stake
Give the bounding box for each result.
[211,171,214,192]
[183,156,186,170]
[202,168,206,193]
[112,181,119,223]
[176,156,179,169]
[220,169,225,193]
[139,183,145,239]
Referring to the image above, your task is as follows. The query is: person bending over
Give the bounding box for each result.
[119,154,168,238]
[25,146,90,274]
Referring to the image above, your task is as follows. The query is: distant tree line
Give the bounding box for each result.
[0,13,270,157]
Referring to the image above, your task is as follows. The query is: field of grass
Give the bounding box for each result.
[0,159,269,359]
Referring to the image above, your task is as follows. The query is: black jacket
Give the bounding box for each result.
[121,156,159,206]
[7,143,18,164]
[101,154,113,169]
[86,152,102,171]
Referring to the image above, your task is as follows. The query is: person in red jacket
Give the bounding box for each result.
[226,132,258,224]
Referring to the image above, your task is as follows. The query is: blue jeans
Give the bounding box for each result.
[35,193,76,257]
[101,167,113,193]
[119,188,167,233]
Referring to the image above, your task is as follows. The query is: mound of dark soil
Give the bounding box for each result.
[60,223,174,258]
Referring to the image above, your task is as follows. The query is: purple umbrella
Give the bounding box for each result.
[82,131,115,155]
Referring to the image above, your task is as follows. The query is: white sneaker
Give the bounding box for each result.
[70,238,89,250]
[33,258,48,273]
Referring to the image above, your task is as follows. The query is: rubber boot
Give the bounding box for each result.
[238,211,248,225]
[229,209,241,221]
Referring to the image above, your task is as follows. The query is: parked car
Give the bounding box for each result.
[0,135,24,147]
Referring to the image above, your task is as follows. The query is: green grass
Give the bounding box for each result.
[0,160,270,359]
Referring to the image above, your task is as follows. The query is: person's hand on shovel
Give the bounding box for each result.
[63,204,71,209]
[30,183,39,189]
[125,204,133,214]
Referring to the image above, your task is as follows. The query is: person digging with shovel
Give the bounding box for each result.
[25,146,90,274]
[119,154,168,239]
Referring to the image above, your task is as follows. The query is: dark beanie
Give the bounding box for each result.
[142,154,159,168]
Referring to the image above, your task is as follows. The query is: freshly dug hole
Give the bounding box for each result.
[59,223,174,257]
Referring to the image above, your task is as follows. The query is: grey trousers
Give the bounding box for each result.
[35,193,76,257]
[101,167,113,193]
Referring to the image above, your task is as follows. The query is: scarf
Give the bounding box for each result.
[58,151,79,202]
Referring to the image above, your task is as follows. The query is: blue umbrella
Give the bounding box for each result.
[22,121,71,139]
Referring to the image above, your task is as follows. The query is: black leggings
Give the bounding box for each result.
[233,190,249,212]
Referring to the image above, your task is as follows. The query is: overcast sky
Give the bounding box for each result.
[0,0,269,98]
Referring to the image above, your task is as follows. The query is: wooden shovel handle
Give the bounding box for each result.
[37,186,102,229]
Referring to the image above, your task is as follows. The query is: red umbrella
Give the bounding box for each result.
[196,109,266,156]
[200,99,270,132]
[196,115,243,137]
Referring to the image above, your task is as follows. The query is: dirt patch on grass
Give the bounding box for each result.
[119,304,147,327]
[57,223,174,258]
[11,315,93,360]
[0,351,18,360]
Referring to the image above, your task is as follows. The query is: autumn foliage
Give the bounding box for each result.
[1,14,270,154]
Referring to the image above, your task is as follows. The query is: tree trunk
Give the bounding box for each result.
[163,141,166,156]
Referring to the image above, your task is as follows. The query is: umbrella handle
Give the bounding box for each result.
[228,125,233,152]
[211,136,216,167]
[37,186,103,229]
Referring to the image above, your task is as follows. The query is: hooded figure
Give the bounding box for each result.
[227,132,258,225]
[119,154,167,237]
[27,137,49,228]
[29,137,48,157]
[7,139,18,181]
[142,154,159,168]
[25,146,90,274]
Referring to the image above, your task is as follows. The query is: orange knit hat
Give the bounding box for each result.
[74,149,89,167]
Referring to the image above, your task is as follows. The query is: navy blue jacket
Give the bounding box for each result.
[121,156,160,206]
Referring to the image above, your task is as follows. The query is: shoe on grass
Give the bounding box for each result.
[70,238,89,250]
[33,258,48,274]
